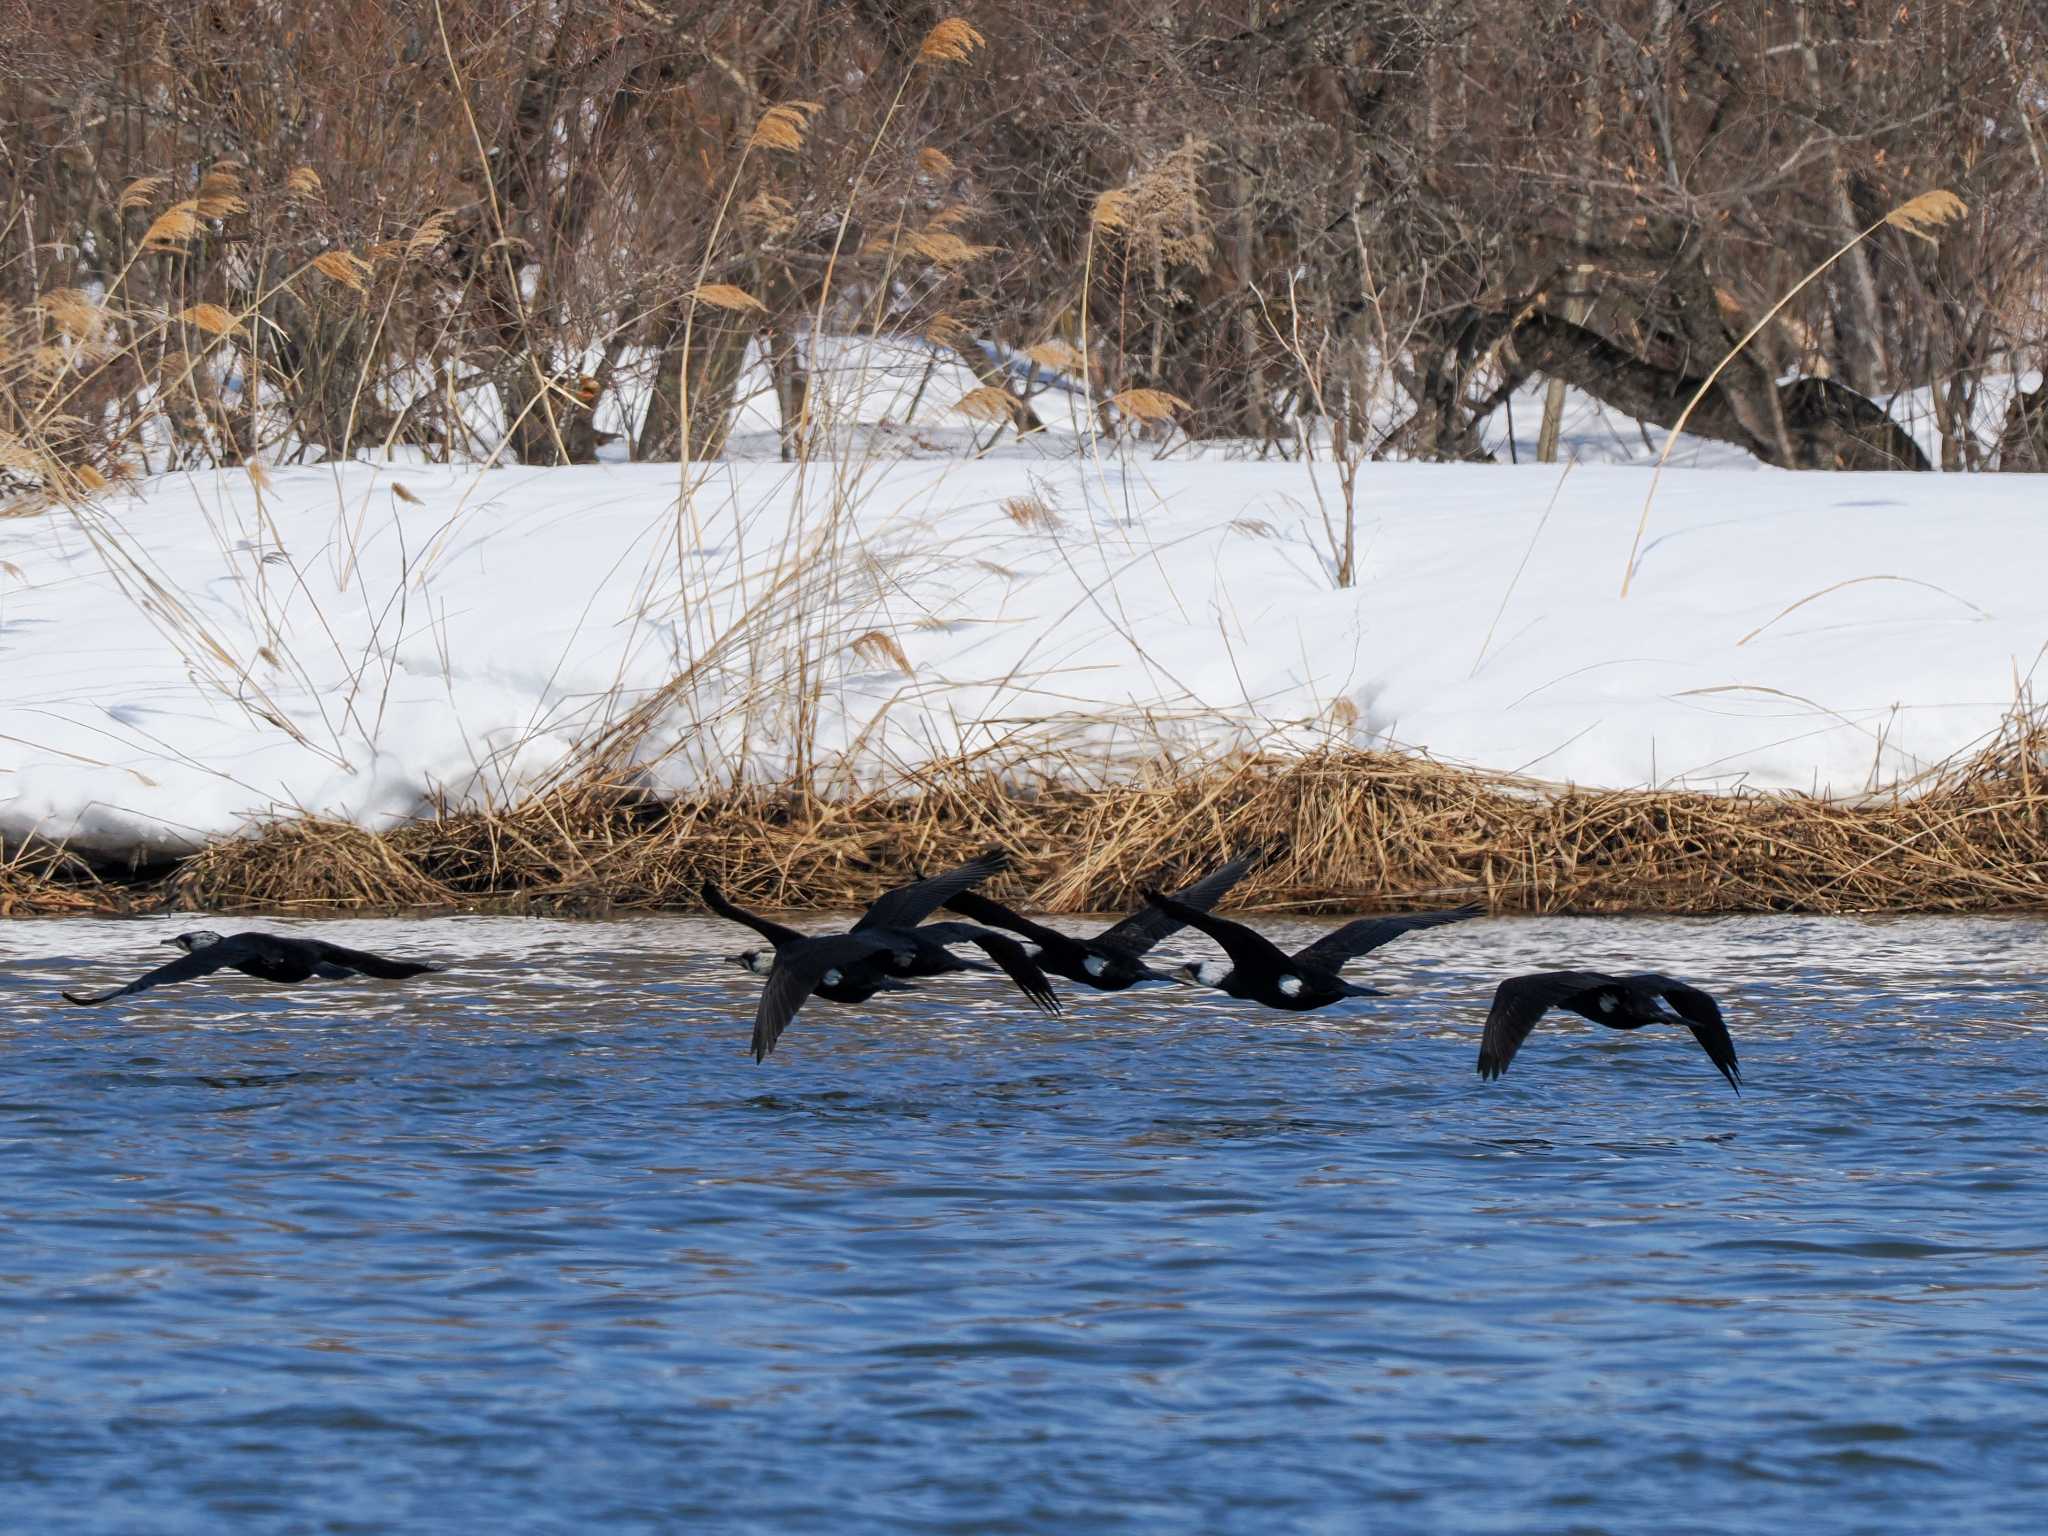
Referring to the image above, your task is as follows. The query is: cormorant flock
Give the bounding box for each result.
[56,851,1742,1092]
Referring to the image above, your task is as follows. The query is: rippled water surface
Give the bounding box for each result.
[4,912,2047,1533]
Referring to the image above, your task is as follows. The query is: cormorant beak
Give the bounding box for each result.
[158,937,182,948]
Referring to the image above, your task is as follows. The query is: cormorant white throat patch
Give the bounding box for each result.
[1278,975,1304,997]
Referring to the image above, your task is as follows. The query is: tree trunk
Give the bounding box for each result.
[1539,35,1604,463]
[637,317,752,463]
[1797,1,1887,394]
[1496,311,1928,470]
[1996,384,2048,471]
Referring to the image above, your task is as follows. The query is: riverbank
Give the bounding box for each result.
[6,455,2047,916]
[12,710,2048,917]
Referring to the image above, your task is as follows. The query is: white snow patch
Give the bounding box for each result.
[2,455,2043,858]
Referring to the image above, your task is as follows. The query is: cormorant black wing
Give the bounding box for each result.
[1097,852,1260,955]
[61,938,261,1006]
[300,939,438,980]
[1141,889,1296,977]
[1292,905,1482,970]
[702,882,807,948]
[913,922,1062,1016]
[1476,970,1619,1080]
[939,889,1073,951]
[752,933,901,1062]
[1639,975,1742,1093]
[853,849,1009,934]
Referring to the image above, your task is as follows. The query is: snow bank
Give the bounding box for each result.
[2,452,2044,857]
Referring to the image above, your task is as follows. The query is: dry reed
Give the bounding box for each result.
[1025,340,1086,373]
[917,19,986,67]
[1622,187,1970,596]
[176,303,240,336]
[691,283,767,313]
[1108,388,1187,423]
[1001,494,1061,530]
[849,630,915,674]
[953,385,1019,423]
[748,100,822,154]
[310,250,373,291]
[13,707,2048,917]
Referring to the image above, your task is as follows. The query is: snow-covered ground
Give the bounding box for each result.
[4,448,2045,859]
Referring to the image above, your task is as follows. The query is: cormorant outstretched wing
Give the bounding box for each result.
[61,936,266,1006]
[1476,970,1618,1080]
[1638,974,1742,1092]
[939,890,1073,952]
[752,933,903,1062]
[702,882,807,948]
[1097,852,1261,955]
[853,849,1009,935]
[1141,889,1295,977]
[913,922,1062,1016]
[299,939,438,979]
[1292,905,1482,970]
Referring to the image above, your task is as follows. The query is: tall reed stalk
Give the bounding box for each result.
[1620,190,1968,597]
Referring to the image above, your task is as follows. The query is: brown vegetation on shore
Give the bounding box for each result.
[5,1,2045,494]
[11,710,2048,920]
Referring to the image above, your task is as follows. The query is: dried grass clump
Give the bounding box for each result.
[0,841,119,917]
[918,18,986,66]
[742,192,796,236]
[1886,189,1968,242]
[953,385,1020,423]
[118,174,169,212]
[0,432,44,479]
[176,302,240,336]
[310,249,373,292]
[169,818,454,912]
[34,708,2048,918]
[1025,340,1086,373]
[1001,494,1061,530]
[140,200,203,251]
[692,282,768,313]
[406,210,453,258]
[41,288,107,341]
[195,190,249,221]
[389,784,653,906]
[905,228,994,265]
[1108,387,1187,423]
[849,629,915,674]
[1090,137,1214,270]
[749,99,822,153]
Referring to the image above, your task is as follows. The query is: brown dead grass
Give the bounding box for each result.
[168,818,454,912]
[0,840,123,917]
[7,708,2045,918]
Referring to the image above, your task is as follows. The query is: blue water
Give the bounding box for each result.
[2,912,2046,1533]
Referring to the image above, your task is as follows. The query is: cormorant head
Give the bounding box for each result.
[727,950,776,976]
[163,930,224,952]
